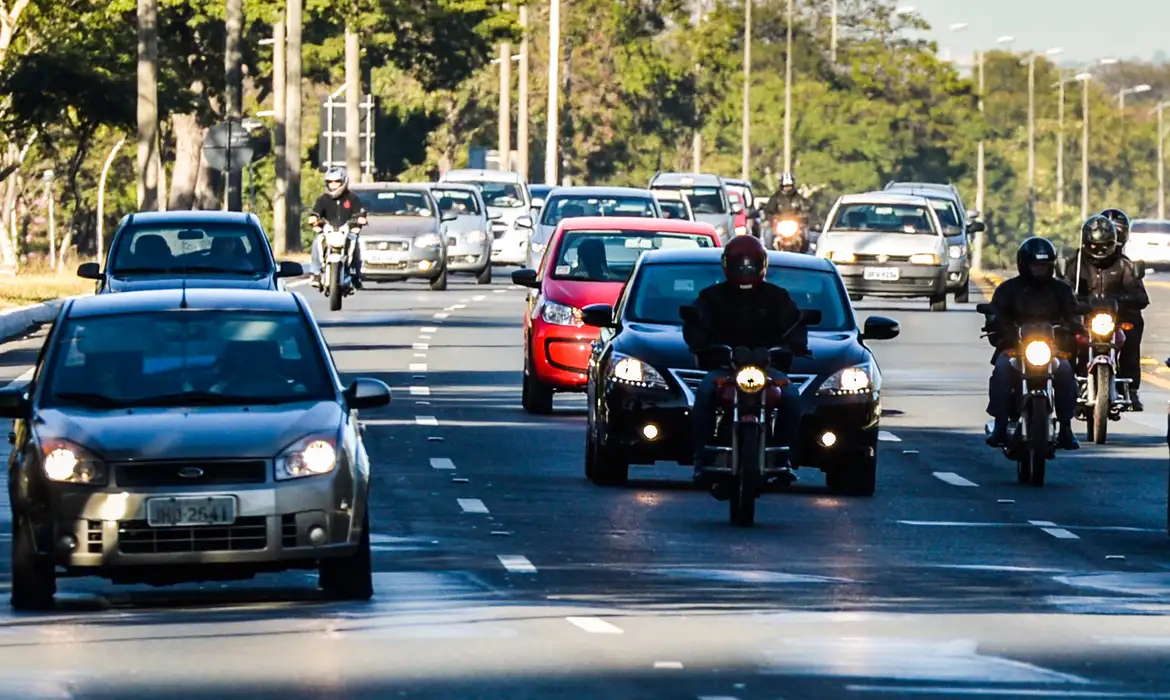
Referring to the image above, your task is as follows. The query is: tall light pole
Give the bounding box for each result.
[270,16,287,254]
[518,2,529,181]
[975,36,1015,233]
[544,0,560,185]
[830,0,837,63]
[1022,47,1062,235]
[783,0,793,172]
[498,35,512,171]
[692,0,707,172]
[1119,84,1151,111]
[1156,100,1168,219]
[741,0,751,180]
[1076,71,1092,220]
[1044,47,1065,218]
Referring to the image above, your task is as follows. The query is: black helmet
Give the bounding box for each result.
[1081,215,1118,264]
[1099,208,1130,245]
[1016,236,1058,282]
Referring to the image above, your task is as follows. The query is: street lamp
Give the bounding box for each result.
[1119,83,1151,111]
[1021,47,1062,235]
[1154,100,1169,219]
[941,22,967,63]
[970,35,1015,271]
[1072,58,1117,220]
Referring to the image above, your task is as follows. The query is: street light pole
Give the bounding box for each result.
[830,0,837,63]
[498,38,512,171]
[974,49,984,271]
[1157,100,1167,219]
[544,0,560,185]
[1027,53,1035,235]
[1078,72,1091,221]
[1056,75,1065,217]
[783,0,793,172]
[518,3,529,181]
[741,0,751,180]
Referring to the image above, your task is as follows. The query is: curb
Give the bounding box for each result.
[0,298,68,345]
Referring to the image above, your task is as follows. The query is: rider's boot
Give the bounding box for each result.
[1057,420,1081,450]
[1131,389,1144,412]
[985,419,1008,447]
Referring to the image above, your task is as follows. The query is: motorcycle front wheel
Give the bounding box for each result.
[730,422,760,527]
[1090,363,1112,444]
[328,261,343,311]
[1027,397,1049,487]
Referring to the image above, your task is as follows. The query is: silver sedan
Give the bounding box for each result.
[430,182,495,284]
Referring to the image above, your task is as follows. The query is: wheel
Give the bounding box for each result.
[591,436,629,486]
[429,266,448,291]
[929,294,947,312]
[328,262,343,311]
[1092,364,1111,444]
[584,426,597,481]
[1016,457,1031,484]
[11,517,55,611]
[848,294,863,302]
[1028,399,1048,488]
[476,264,492,285]
[729,422,760,526]
[825,449,877,496]
[521,345,554,415]
[954,285,970,303]
[319,510,373,601]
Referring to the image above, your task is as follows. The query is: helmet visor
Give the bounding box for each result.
[726,255,765,284]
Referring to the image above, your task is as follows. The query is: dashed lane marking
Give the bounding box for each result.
[452,304,467,309]
[434,312,450,319]
[457,498,488,514]
[419,335,432,339]
[414,353,427,358]
[654,661,685,669]
[878,431,901,442]
[415,416,439,426]
[410,386,431,396]
[412,342,429,350]
[429,458,455,470]
[497,555,537,573]
[697,697,740,700]
[421,326,438,333]
[566,617,623,634]
[473,295,486,301]
[1029,520,1080,539]
[933,472,978,487]
[494,289,508,293]
[409,363,427,371]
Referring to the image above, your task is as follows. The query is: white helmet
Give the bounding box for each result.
[325,166,348,198]
[779,172,796,191]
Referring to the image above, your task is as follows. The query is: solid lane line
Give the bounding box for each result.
[933,472,978,487]
[654,661,684,669]
[845,686,1170,696]
[4,367,34,389]
[457,498,488,513]
[878,431,901,442]
[409,363,427,371]
[415,416,439,426]
[410,386,431,396]
[566,617,623,634]
[430,458,455,470]
[497,555,537,573]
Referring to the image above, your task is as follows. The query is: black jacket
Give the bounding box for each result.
[1060,248,1149,316]
[987,276,1083,358]
[310,191,365,228]
[683,281,809,370]
[761,190,812,220]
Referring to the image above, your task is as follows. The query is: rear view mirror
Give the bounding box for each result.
[862,316,899,341]
[346,378,391,410]
[731,203,744,214]
[77,262,101,280]
[975,303,995,316]
[177,229,204,240]
[678,305,700,323]
[511,268,540,288]
[967,221,986,233]
[0,387,29,419]
[800,309,822,326]
[516,215,534,229]
[581,304,615,328]
[275,260,304,279]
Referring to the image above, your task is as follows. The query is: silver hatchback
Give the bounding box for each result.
[429,182,495,284]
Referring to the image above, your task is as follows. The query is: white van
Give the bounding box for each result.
[1126,219,1170,270]
[439,169,533,266]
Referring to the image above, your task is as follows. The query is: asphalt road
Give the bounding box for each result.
[0,270,1169,699]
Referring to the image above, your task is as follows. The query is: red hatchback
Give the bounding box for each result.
[512,217,722,414]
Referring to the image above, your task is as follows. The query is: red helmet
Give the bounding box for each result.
[722,235,768,289]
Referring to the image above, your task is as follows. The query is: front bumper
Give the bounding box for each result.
[362,243,445,280]
[532,322,597,390]
[446,235,491,272]
[836,263,948,298]
[946,256,970,290]
[38,472,362,578]
[492,228,529,265]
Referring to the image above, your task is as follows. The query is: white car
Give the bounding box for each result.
[1126,219,1170,269]
[439,169,533,266]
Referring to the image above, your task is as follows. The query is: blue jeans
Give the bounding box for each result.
[310,232,362,276]
[692,367,802,466]
[988,354,1077,422]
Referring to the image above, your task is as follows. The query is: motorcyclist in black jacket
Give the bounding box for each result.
[985,237,1082,450]
[1098,207,1147,409]
[682,235,807,497]
[761,172,812,221]
[308,166,366,289]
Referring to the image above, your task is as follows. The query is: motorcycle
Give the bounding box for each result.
[314,216,366,311]
[977,303,1062,487]
[1075,297,1132,444]
[771,215,809,253]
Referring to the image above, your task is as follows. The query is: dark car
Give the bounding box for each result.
[582,249,899,495]
[78,211,304,293]
[0,288,391,610]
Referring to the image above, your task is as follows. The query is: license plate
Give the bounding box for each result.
[146,496,237,527]
[365,251,402,264]
[863,267,900,281]
[326,253,344,263]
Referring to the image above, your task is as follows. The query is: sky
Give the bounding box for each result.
[907,0,1167,66]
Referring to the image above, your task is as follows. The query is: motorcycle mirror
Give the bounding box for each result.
[1136,260,1146,279]
[799,309,822,326]
[678,305,699,323]
[975,302,995,316]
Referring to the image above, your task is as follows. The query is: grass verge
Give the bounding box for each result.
[0,272,95,308]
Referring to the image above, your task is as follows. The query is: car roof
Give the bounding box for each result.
[723,178,753,188]
[350,182,433,193]
[427,182,480,193]
[650,172,723,187]
[636,247,835,272]
[557,216,717,235]
[652,189,687,200]
[839,192,933,207]
[884,185,959,201]
[886,181,956,192]
[441,169,524,184]
[65,288,304,319]
[123,210,260,226]
[546,186,656,198]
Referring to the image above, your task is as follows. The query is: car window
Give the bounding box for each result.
[658,200,690,220]
[42,310,333,408]
[473,182,525,208]
[654,186,726,214]
[925,197,961,230]
[1131,220,1170,234]
[550,230,715,283]
[432,189,482,216]
[356,191,433,217]
[828,203,938,235]
[110,223,269,275]
[541,196,657,226]
[626,263,850,331]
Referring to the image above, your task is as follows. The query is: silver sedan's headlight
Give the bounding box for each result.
[817,362,875,395]
[414,234,441,248]
[949,245,962,259]
[466,230,487,244]
[276,435,338,480]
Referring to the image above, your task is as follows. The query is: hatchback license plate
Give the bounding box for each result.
[863,267,900,281]
[146,496,237,527]
[365,251,403,264]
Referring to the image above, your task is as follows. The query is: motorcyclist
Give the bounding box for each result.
[985,237,1082,450]
[682,235,807,498]
[761,172,812,222]
[308,166,365,289]
[1099,207,1147,410]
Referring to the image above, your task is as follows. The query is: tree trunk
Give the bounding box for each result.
[168,113,203,209]
[194,153,221,210]
[136,0,160,210]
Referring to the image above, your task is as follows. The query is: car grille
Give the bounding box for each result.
[365,240,409,252]
[669,368,814,405]
[491,222,508,238]
[853,253,911,264]
[117,516,268,554]
[448,237,458,246]
[115,460,268,488]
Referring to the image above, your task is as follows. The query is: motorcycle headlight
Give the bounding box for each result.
[540,299,582,327]
[734,226,749,236]
[1090,313,1115,337]
[735,366,767,393]
[829,251,856,264]
[414,234,441,248]
[325,230,348,248]
[948,245,962,259]
[909,253,940,265]
[777,220,799,236]
[1024,340,1052,367]
[40,438,107,485]
[276,434,338,480]
[609,354,668,390]
[466,230,487,244]
[818,363,875,395]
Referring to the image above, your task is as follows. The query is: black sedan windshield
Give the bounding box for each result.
[111,223,269,275]
[551,230,714,283]
[627,263,851,331]
[43,311,333,408]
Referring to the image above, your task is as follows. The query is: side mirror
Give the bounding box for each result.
[581,303,615,328]
[975,302,995,316]
[967,220,986,234]
[531,198,545,209]
[862,315,900,341]
[77,262,101,280]
[441,212,458,223]
[731,202,744,214]
[488,212,503,221]
[966,209,981,221]
[679,305,700,323]
[354,215,368,226]
[800,309,822,326]
[1136,260,1147,279]
[516,215,534,229]
[346,378,391,410]
[0,387,29,419]
[275,260,304,278]
[511,268,540,288]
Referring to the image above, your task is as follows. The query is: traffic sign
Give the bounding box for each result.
[203,119,270,172]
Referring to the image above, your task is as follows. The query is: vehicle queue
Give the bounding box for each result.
[2,164,1160,607]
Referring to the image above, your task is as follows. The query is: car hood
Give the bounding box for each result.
[820,231,945,256]
[444,216,487,235]
[542,277,625,310]
[106,274,275,293]
[488,206,527,225]
[34,401,343,461]
[613,323,868,378]
[362,218,439,239]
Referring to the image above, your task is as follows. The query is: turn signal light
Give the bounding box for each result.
[1121,322,1134,331]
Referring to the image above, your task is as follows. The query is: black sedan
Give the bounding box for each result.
[78,210,304,293]
[0,288,390,609]
[581,249,899,495]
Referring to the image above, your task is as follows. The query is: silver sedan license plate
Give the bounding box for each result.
[863,267,900,281]
[146,496,237,527]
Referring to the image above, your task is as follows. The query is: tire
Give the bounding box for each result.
[429,266,448,291]
[1029,398,1048,488]
[729,422,760,527]
[929,294,947,312]
[328,262,343,311]
[1092,363,1111,444]
[476,264,492,285]
[826,450,877,497]
[521,341,555,414]
[584,426,597,481]
[954,285,970,303]
[11,517,55,611]
[319,510,373,601]
[591,436,629,487]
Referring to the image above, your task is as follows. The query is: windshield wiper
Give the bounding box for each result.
[112,267,172,274]
[172,266,262,275]
[54,392,128,408]
[123,391,311,407]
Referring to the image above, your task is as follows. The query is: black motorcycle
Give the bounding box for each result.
[770,214,810,254]
[1075,296,1132,444]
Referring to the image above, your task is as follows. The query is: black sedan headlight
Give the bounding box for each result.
[816,362,875,396]
[40,438,107,485]
[608,353,669,390]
